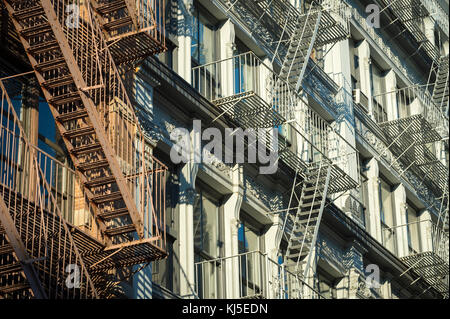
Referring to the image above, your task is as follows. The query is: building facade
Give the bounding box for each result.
[0,0,448,299]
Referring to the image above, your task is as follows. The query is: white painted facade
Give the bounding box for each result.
[131,0,449,299]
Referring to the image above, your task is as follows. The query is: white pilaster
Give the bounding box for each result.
[222,164,243,298]
[218,20,235,98]
[367,158,382,242]
[418,210,433,252]
[357,40,373,117]
[173,0,193,82]
[392,184,408,257]
[384,70,398,121]
[324,39,359,211]
[178,158,199,298]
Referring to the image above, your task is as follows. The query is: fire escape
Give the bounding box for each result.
[370,0,449,295]
[192,0,358,298]
[0,0,167,298]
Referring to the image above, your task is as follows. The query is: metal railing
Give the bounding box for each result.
[194,250,327,299]
[372,85,447,134]
[93,0,166,45]
[191,51,297,119]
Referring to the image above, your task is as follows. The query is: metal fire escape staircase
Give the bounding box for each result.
[376,86,447,196]
[282,163,331,285]
[373,83,449,297]
[277,5,322,94]
[2,0,167,281]
[191,1,356,298]
[0,80,98,299]
[432,55,449,115]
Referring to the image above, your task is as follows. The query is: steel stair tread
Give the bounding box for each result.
[76,159,109,171]
[56,109,88,122]
[103,16,133,31]
[63,126,95,138]
[104,224,136,237]
[95,0,127,14]
[35,57,66,71]
[0,243,14,255]
[84,176,116,188]
[42,75,74,88]
[13,6,44,19]
[91,191,123,204]
[20,22,51,37]
[49,92,81,105]
[98,208,129,220]
[71,142,102,155]
[27,40,59,54]
[0,262,23,276]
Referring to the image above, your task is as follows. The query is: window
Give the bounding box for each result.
[237,217,263,298]
[191,4,218,66]
[405,203,420,254]
[370,60,388,123]
[191,4,219,100]
[193,189,222,298]
[378,177,396,254]
[396,85,413,119]
[193,189,220,258]
[238,220,261,254]
[358,159,369,228]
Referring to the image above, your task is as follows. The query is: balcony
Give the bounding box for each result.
[375,0,441,65]
[191,52,289,128]
[194,250,327,299]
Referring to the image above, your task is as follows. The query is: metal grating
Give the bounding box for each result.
[213,92,286,129]
[401,251,449,298]
[379,114,442,145]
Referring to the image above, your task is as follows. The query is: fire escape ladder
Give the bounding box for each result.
[279,5,322,93]
[3,0,157,246]
[0,80,98,298]
[283,162,331,282]
[432,55,449,115]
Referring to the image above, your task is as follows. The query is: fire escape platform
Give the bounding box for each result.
[379,114,442,146]
[213,91,286,128]
[81,238,167,273]
[224,0,349,55]
[377,0,441,64]
[108,31,166,65]
[400,251,449,298]
[1,185,166,275]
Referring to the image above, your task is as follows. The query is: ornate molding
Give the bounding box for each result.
[243,174,283,211]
